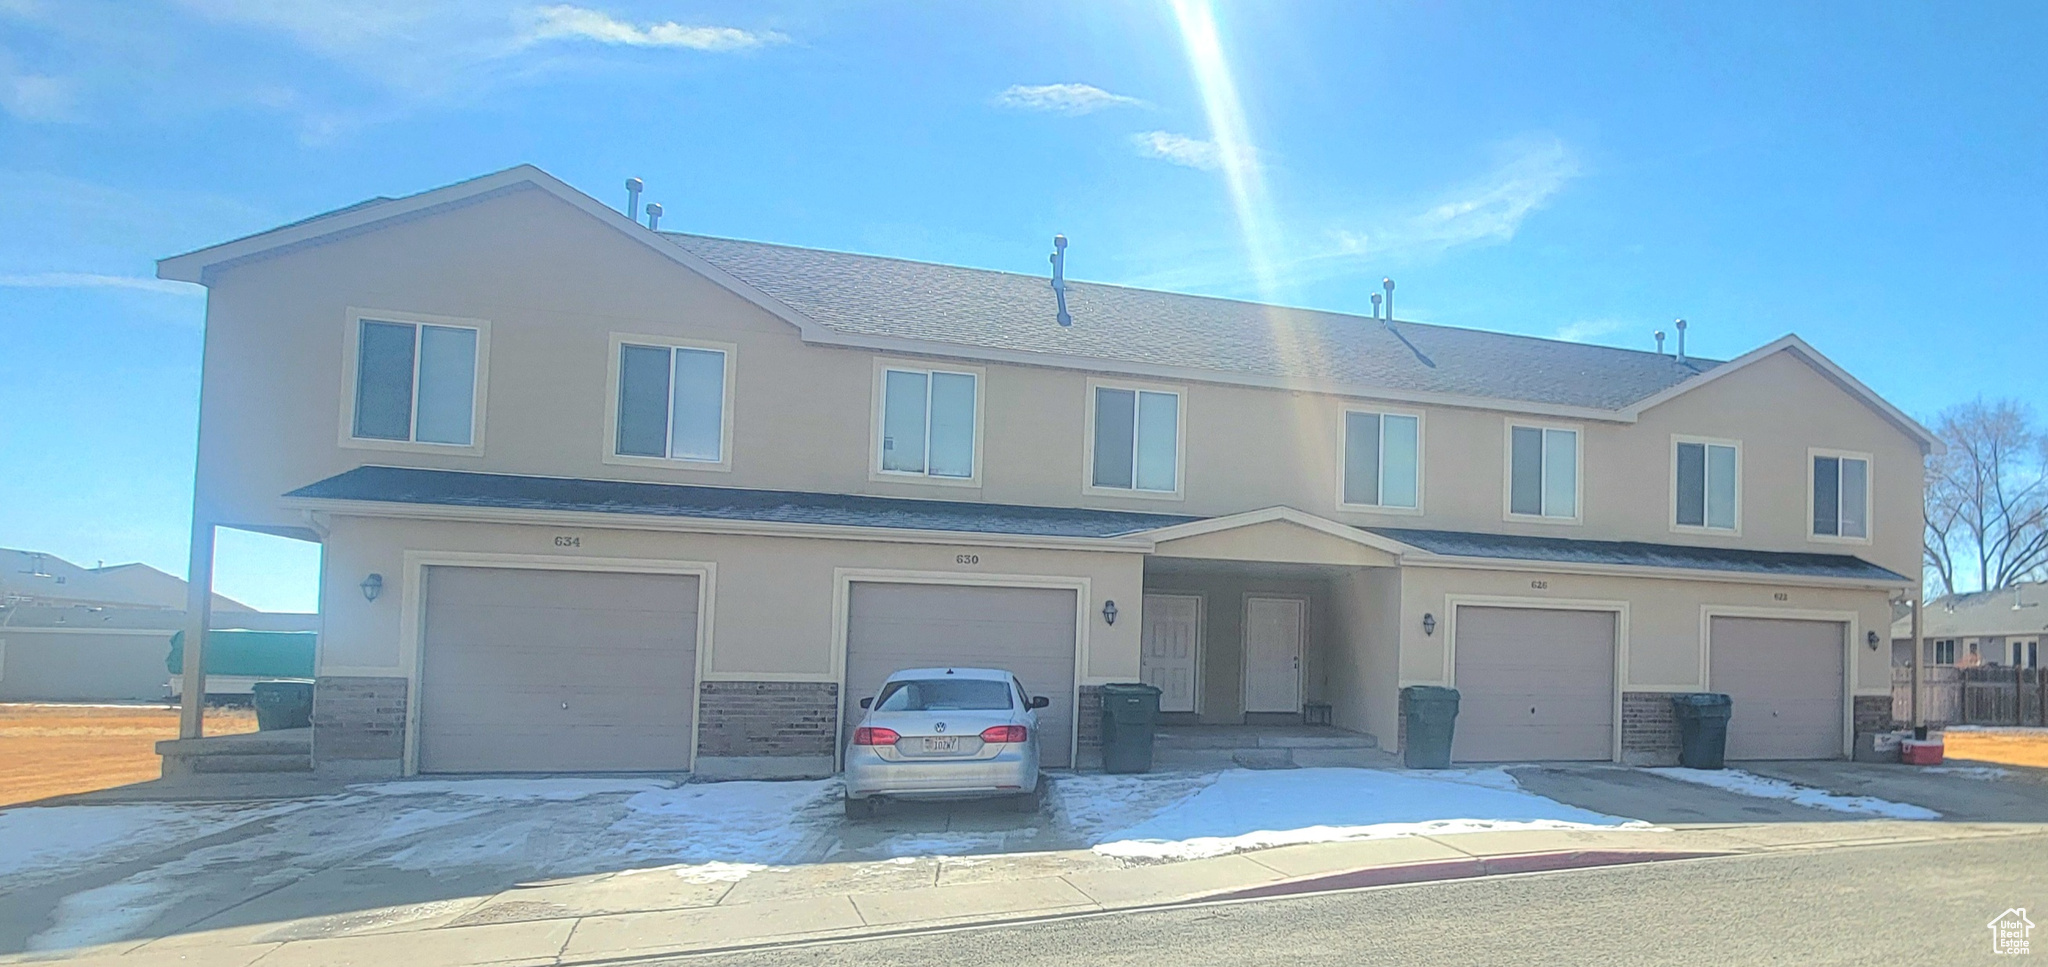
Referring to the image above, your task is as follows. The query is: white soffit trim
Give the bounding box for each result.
[1622,335,1942,454]
[281,495,1157,553]
[1136,506,1417,557]
[1400,551,1911,590]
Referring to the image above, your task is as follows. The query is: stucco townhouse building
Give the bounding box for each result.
[158,165,1935,779]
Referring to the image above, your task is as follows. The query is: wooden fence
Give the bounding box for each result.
[1893,666,2048,727]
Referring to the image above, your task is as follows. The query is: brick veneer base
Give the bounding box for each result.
[1077,685,1103,751]
[312,676,407,772]
[1620,691,1682,766]
[1853,694,1895,736]
[696,681,839,758]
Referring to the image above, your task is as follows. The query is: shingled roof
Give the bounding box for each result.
[666,233,1718,412]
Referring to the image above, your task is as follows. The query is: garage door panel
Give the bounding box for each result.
[845,583,1077,768]
[419,567,699,774]
[1452,607,1615,763]
[1710,617,1843,760]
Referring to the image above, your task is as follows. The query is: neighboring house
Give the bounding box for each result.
[1891,582,2047,669]
[157,165,1934,778]
[0,548,310,701]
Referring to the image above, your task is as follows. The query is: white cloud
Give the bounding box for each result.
[1333,137,1579,260]
[993,83,1145,115]
[1129,130,1259,172]
[0,272,201,296]
[1,72,75,121]
[1551,318,1630,343]
[521,5,786,51]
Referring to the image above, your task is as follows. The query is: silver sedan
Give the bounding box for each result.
[842,667,1049,818]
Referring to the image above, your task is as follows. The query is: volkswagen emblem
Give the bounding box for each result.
[934,722,947,733]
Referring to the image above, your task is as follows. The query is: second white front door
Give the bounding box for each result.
[1141,594,1202,713]
[1243,596,1304,713]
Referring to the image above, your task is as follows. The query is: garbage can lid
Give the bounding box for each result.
[1100,682,1162,695]
[1670,692,1732,707]
[1402,684,1460,701]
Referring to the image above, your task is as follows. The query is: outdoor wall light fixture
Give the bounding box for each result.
[360,573,383,602]
[1422,613,1436,636]
[1866,629,1881,650]
[1102,600,1118,625]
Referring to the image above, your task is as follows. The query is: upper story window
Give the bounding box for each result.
[609,336,732,468]
[1507,422,1579,521]
[876,363,980,482]
[1810,449,1871,541]
[1341,409,1420,510]
[1673,437,1739,532]
[346,310,486,450]
[1088,382,1181,497]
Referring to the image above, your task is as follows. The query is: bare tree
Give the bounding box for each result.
[1924,398,2048,594]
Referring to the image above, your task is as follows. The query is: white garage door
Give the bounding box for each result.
[844,583,1078,767]
[1452,606,1616,763]
[417,566,699,773]
[1710,616,1845,760]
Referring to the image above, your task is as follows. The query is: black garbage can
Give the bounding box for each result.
[1099,682,1162,774]
[1402,685,1460,769]
[1671,693,1733,769]
[252,680,314,731]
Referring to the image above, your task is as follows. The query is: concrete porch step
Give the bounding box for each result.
[158,727,312,776]
[1153,727,1378,751]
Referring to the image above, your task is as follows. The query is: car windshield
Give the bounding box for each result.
[874,678,1013,711]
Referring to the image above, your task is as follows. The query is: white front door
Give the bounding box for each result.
[1141,594,1202,713]
[1242,596,1304,713]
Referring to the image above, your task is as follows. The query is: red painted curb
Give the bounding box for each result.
[1208,849,1728,901]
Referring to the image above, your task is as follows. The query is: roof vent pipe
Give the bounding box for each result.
[645,202,663,231]
[1674,318,1687,363]
[1655,330,1666,354]
[625,178,643,222]
[1370,292,1382,319]
[1050,234,1071,326]
[1381,278,1395,321]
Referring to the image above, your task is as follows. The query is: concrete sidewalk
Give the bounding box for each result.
[11,820,2035,967]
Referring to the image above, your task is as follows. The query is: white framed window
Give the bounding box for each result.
[1086,380,1183,498]
[340,308,489,452]
[604,334,734,470]
[872,361,982,485]
[1505,421,1580,521]
[1809,448,1872,542]
[1931,639,1956,665]
[1340,408,1421,512]
[1672,436,1740,533]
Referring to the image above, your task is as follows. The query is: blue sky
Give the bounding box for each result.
[2,1,2043,611]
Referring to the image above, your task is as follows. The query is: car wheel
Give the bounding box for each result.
[844,795,877,820]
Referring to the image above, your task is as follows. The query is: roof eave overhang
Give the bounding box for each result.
[1134,507,1419,557]
[1399,550,1912,590]
[279,495,1160,553]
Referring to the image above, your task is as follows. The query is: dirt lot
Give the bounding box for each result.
[1943,728,2048,769]
[0,703,257,807]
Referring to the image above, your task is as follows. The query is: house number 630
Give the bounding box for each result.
[955,554,980,565]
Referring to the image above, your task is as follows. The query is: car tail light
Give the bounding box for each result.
[979,725,1028,743]
[853,727,901,746]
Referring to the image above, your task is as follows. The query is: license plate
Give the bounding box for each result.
[919,736,961,754]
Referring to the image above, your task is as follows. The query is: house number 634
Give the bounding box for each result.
[554,536,581,547]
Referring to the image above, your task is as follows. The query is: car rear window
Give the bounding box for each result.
[874,679,1014,711]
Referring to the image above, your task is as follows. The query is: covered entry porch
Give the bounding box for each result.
[1134,509,1406,746]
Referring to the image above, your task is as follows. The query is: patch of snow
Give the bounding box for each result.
[867,830,1025,857]
[1922,765,2013,780]
[1067,767,1648,860]
[673,861,767,883]
[1646,768,1941,819]
[0,803,293,888]
[352,777,674,801]
[609,779,840,866]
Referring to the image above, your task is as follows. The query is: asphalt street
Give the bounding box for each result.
[669,832,2048,966]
